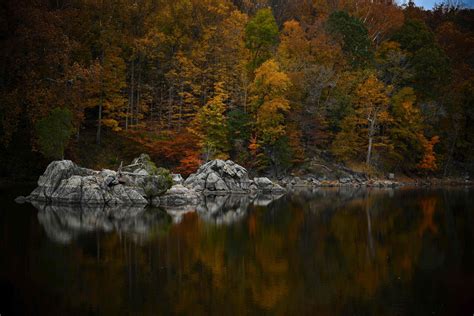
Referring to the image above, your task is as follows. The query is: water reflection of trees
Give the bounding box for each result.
[25,188,474,315]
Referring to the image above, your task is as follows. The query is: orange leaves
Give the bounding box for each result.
[417,135,440,172]
[125,129,202,176]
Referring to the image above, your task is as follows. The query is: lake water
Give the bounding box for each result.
[1,185,474,315]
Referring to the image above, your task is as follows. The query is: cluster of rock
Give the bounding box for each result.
[21,156,287,209]
[183,159,285,194]
[279,175,401,188]
[25,155,172,206]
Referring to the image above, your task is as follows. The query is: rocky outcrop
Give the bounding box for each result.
[26,156,173,205]
[279,174,401,188]
[183,160,286,195]
[184,159,252,194]
[251,177,286,193]
[159,184,201,207]
[172,174,184,185]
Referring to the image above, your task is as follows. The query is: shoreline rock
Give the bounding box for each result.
[183,159,286,195]
[21,156,472,211]
[25,155,173,206]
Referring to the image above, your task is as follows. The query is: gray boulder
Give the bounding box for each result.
[172,173,184,185]
[253,177,286,194]
[27,157,173,206]
[29,160,96,201]
[184,160,251,194]
[160,184,201,207]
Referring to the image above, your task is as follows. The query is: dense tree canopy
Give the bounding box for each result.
[1,0,473,177]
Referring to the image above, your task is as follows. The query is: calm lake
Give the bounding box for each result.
[1,185,474,315]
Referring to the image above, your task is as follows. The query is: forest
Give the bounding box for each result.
[0,0,473,179]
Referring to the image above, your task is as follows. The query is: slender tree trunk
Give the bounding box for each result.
[366,135,373,166]
[168,87,173,129]
[242,72,248,113]
[96,52,104,145]
[136,64,142,125]
[126,59,135,131]
[366,117,376,166]
[444,126,459,177]
[96,96,103,145]
[178,84,183,130]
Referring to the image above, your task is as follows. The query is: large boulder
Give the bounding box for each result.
[27,156,173,206]
[253,177,286,194]
[29,160,96,201]
[159,184,201,207]
[184,160,251,194]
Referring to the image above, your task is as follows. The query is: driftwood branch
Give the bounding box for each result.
[312,163,332,171]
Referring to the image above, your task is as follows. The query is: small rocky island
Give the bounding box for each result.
[20,154,286,208]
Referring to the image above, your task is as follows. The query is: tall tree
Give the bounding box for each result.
[249,59,292,173]
[332,74,392,166]
[327,11,374,67]
[190,82,230,160]
[245,8,279,70]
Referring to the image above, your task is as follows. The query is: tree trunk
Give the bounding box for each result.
[178,84,183,130]
[366,117,376,166]
[168,87,173,129]
[126,59,135,131]
[444,126,459,177]
[96,52,104,145]
[366,135,373,166]
[135,63,142,125]
[96,97,102,145]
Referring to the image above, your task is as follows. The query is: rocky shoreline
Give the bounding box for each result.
[278,174,473,189]
[17,155,287,208]
[16,154,473,211]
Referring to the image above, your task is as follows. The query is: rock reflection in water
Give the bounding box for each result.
[163,193,285,225]
[33,202,171,244]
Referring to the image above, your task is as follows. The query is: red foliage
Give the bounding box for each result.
[126,129,202,176]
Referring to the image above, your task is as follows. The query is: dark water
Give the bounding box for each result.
[1,185,474,315]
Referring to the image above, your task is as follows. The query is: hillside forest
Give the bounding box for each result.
[1,0,473,178]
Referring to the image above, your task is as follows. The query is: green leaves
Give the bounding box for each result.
[245,8,279,70]
[392,19,451,99]
[327,11,374,68]
[35,108,74,159]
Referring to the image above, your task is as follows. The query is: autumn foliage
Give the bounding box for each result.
[1,0,473,176]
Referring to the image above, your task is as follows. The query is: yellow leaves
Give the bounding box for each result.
[375,40,403,63]
[250,60,292,147]
[355,74,392,125]
[356,74,391,110]
[278,20,311,70]
[101,118,121,131]
[257,98,290,143]
[253,59,292,96]
[190,81,230,158]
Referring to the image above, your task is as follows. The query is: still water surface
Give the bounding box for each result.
[1,186,474,315]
